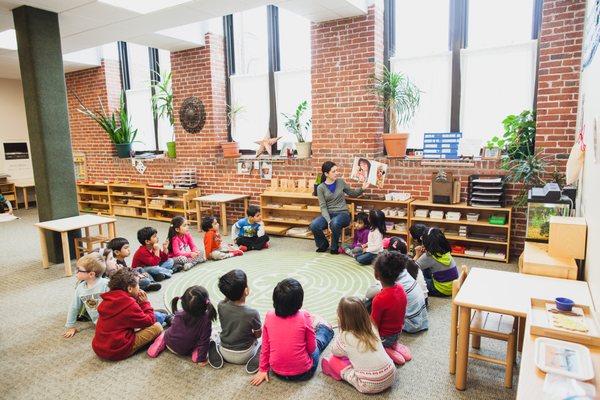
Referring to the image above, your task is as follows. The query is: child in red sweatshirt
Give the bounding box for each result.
[92,269,163,361]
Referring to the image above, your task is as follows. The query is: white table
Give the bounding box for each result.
[35,215,117,276]
[194,194,249,235]
[453,268,593,391]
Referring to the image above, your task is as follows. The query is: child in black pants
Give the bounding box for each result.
[231,206,269,251]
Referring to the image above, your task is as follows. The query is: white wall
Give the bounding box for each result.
[0,78,33,181]
[578,0,600,308]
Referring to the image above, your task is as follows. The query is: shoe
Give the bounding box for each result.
[76,313,91,322]
[393,343,412,361]
[384,347,405,365]
[230,249,243,257]
[321,358,342,381]
[183,263,193,271]
[146,282,162,292]
[316,246,329,253]
[330,249,339,255]
[147,332,166,358]
[192,347,205,363]
[153,273,166,282]
[163,314,174,328]
[338,247,345,254]
[238,245,248,252]
[245,345,261,374]
[262,242,269,249]
[207,340,224,369]
[172,265,183,273]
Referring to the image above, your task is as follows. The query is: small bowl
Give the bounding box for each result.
[555,297,575,312]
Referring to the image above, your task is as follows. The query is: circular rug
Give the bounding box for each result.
[163,251,375,327]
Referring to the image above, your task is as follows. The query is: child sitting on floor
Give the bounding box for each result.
[341,211,369,256]
[107,237,161,292]
[207,269,261,373]
[92,269,163,361]
[322,296,396,393]
[202,216,243,260]
[63,253,109,339]
[356,209,386,265]
[132,226,178,281]
[388,237,428,305]
[231,205,269,252]
[250,278,334,386]
[371,252,411,365]
[167,216,205,271]
[415,227,458,297]
[148,285,216,365]
[409,223,428,256]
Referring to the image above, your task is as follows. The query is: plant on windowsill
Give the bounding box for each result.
[222,104,244,158]
[76,91,138,159]
[487,110,547,207]
[282,100,312,159]
[371,66,421,158]
[151,70,176,158]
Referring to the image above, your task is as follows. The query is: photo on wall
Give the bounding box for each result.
[350,157,388,189]
[260,161,272,180]
[237,160,253,175]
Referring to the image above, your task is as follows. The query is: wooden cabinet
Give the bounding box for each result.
[146,187,187,222]
[109,183,147,218]
[0,181,17,210]
[409,200,512,263]
[347,198,413,239]
[260,191,323,239]
[77,183,110,214]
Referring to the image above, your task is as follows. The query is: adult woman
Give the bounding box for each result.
[310,161,369,254]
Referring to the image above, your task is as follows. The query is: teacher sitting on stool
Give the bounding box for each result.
[310,161,369,254]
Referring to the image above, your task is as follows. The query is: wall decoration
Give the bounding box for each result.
[482,147,502,160]
[254,131,282,157]
[135,159,146,175]
[582,0,600,70]
[260,161,272,180]
[179,96,206,133]
[237,160,252,175]
[350,157,388,189]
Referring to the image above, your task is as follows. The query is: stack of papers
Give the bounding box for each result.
[484,249,506,259]
[286,227,311,236]
[465,247,486,256]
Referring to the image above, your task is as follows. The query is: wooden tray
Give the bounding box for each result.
[530,298,600,346]
[264,223,292,235]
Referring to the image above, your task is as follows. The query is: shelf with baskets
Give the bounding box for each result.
[347,197,413,237]
[408,200,512,263]
[77,183,110,214]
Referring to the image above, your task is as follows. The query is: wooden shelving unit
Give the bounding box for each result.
[260,191,322,239]
[109,183,147,219]
[77,183,110,214]
[146,187,187,222]
[347,197,413,238]
[408,200,512,263]
[0,181,17,210]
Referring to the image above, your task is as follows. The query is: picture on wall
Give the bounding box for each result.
[3,142,29,160]
[260,161,272,180]
[237,160,253,175]
[350,157,388,189]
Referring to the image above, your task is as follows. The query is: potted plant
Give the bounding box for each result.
[151,70,176,158]
[222,104,244,158]
[371,66,421,158]
[77,91,138,158]
[282,100,312,158]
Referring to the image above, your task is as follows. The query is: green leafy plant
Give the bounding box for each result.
[281,100,312,143]
[487,110,536,159]
[371,66,421,133]
[226,104,245,133]
[151,69,174,142]
[76,91,138,144]
[503,150,549,207]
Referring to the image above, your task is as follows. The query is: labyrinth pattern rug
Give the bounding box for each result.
[163,251,375,327]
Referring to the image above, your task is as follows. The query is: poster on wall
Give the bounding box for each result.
[3,142,29,160]
[583,0,600,70]
[260,161,272,180]
[350,157,388,189]
[237,160,253,175]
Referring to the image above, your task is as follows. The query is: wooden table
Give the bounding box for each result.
[453,268,593,391]
[194,194,249,235]
[13,179,35,209]
[35,215,117,276]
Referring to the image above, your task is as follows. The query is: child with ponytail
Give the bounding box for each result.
[167,216,205,271]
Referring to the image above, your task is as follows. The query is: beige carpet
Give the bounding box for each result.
[0,209,519,399]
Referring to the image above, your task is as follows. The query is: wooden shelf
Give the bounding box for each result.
[445,234,508,245]
[452,253,508,262]
[411,199,511,213]
[411,216,509,228]
[78,190,109,196]
[78,200,110,205]
[0,181,17,210]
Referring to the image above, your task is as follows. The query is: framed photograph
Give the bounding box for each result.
[260,161,272,180]
[482,147,502,160]
[237,160,252,175]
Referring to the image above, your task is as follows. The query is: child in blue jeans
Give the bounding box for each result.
[132,227,177,281]
[355,209,386,265]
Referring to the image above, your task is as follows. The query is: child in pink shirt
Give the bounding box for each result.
[167,216,205,271]
[249,278,334,386]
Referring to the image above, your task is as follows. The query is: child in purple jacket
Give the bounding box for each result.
[341,212,370,256]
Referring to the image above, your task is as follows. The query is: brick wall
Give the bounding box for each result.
[66,3,585,259]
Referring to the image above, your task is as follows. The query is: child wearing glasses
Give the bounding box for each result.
[63,252,109,339]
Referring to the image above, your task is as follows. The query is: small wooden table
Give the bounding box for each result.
[13,179,36,209]
[35,215,117,276]
[194,194,249,235]
[453,268,593,391]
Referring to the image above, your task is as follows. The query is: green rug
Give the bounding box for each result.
[163,251,375,327]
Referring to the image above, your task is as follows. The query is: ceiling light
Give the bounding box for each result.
[0,29,17,50]
[98,0,192,15]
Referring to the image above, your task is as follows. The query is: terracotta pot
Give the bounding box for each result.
[221,142,240,158]
[383,133,409,158]
[296,141,312,159]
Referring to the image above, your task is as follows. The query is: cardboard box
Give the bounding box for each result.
[548,216,587,259]
[522,241,577,280]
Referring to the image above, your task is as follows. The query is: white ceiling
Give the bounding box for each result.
[0,0,368,79]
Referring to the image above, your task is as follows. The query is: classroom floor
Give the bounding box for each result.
[0,209,519,400]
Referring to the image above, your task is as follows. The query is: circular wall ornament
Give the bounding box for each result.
[179,96,206,133]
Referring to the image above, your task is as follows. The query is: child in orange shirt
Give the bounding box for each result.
[202,216,243,260]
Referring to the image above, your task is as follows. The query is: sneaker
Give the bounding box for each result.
[330,249,339,255]
[147,332,166,358]
[183,263,193,271]
[76,313,91,322]
[146,282,162,292]
[230,249,244,257]
[393,343,412,361]
[163,314,174,328]
[172,265,183,273]
[384,347,406,365]
[238,245,248,252]
[153,273,166,282]
[191,347,205,363]
[321,358,342,381]
[245,345,261,374]
[207,340,224,369]
[338,247,345,254]
[262,242,269,249]
[344,248,353,256]
[316,246,329,253]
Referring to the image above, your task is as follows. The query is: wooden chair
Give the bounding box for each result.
[74,213,113,259]
[183,188,209,228]
[450,265,518,389]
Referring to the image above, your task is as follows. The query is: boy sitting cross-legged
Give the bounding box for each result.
[132,227,178,281]
[107,237,161,292]
[92,269,163,361]
[231,206,269,252]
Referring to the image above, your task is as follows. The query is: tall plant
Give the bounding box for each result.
[371,66,421,133]
[151,69,175,142]
[281,100,312,143]
[76,91,138,144]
